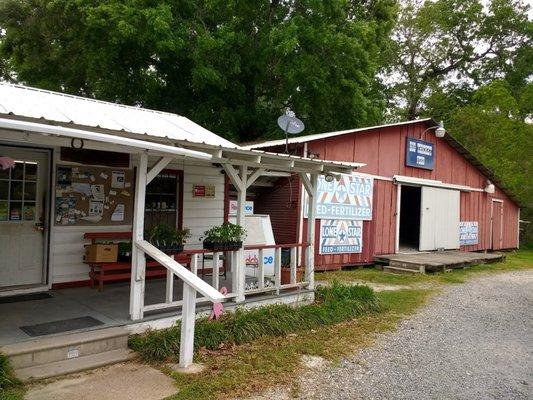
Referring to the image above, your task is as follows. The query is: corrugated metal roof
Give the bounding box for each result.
[0,83,236,148]
[240,118,433,149]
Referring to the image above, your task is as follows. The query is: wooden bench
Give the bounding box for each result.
[84,232,191,291]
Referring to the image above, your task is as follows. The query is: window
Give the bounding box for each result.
[0,161,38,222]
[144,171,182,230]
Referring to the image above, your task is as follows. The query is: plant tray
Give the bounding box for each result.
[203,241,243,251]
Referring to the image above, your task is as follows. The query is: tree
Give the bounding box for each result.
[0,0,397,142]
[382,0,531,120]
[446,80,533,244]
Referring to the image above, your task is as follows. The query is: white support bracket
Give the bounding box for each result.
[147,156,172,184]
[246,168,265,189]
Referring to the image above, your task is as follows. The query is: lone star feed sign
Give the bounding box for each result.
[320,219,363,254]
[315,174,373,220]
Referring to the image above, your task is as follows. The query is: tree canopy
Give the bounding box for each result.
[0,0,397,142]
[382,0,531,120]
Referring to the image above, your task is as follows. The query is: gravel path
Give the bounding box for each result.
[297,270,533,400]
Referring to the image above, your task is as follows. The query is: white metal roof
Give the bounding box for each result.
[0,83,236,148]
[241,118,433,149]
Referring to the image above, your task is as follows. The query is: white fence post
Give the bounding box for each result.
[301,173,318,291]
[290,246,297,284]
[274,247,281,294]
[130,152,148,320]
[212,252,220,290]
[258,249,265,289]
[179,255,198,368]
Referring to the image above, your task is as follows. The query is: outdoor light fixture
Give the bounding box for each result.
[324,173,335,183]
[420,120,446,139]
[484,180,495,194]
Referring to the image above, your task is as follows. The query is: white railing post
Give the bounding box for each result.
[179,255,198,368]
[130,152,148,320]
[301,173,318,291]
[235,165,247,302]
[165,269,174,304]
[290,246,297,284]
[258,249,265,290]
[274,247,282,294]
[212,252,220,290]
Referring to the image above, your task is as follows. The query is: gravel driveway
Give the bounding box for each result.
[296,270,533,400]
[242,271,533,400]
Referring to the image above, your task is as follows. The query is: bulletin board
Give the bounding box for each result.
[55,165,134,226]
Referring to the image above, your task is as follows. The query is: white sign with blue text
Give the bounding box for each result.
[314,174,373,221]
[319,219,363,254]
[459,221,478,246]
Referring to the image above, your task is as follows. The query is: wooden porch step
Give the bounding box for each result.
[1,327,133,381]
[14,348,134,381]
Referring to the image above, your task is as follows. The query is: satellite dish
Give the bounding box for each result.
[277,115,305,135]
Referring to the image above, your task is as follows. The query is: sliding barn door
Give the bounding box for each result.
[419,187,460,251]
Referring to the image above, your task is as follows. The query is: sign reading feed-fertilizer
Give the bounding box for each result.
[315,174,373,220]
[320,219,363,254]
[459,221,478,246]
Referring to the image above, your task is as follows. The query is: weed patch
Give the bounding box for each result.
[0,354,23,400]
[129,282,380,362]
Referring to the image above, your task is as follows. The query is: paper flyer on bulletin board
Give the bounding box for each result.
[55,165,134,226]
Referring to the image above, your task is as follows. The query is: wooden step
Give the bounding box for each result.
[15,348,134,381]
[1,327,133,381]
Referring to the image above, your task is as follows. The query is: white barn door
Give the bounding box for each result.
[419,187,460,251]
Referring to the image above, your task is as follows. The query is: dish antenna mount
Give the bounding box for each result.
[277,113,305,154]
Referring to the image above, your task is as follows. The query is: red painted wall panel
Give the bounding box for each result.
[254,175,300,244]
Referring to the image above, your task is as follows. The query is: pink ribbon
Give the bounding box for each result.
[209,287,228,320]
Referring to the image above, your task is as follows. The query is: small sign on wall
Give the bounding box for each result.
[406,138,434,170]
[460,221,478,246]
[193,184,215,198]
[319,219,363,254]
[229,200,254,215]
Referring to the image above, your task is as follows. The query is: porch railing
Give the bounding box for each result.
[243,243,310,295]
[133,240,224,368]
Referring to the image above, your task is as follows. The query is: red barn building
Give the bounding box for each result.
[243,119,520,270]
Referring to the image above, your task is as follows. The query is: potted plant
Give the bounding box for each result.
[145,224,191,255]
[280,262,305,285]
[117,241,133,262]
[202,222,246,251]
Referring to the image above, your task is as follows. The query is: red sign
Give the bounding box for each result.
[193,185,205,197]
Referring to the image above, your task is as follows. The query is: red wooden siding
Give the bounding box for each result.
[254,175,300,244]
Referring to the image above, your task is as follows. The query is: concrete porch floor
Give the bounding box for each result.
[374,250,505,273]
[0,273,233,346]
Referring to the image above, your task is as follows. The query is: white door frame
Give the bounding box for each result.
[0,143,52,293]
[490,198,504,250]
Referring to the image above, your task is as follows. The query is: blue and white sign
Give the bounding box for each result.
[459,221,478,246]
[319,219,363,254]
[406,138,435,170]
[314,174,373,221]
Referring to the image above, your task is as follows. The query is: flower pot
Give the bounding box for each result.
[203,241,243,251]
[281,267,304,285]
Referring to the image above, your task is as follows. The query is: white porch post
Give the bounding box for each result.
[130,152,148,320]
[235,166,247,302]
[300,173,318,291]
[222,164,248,303]
[179,255,198,368]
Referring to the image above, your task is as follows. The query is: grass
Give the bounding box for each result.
[162,288,433,400]
[0,354,23,400]
[130,283,380,362]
